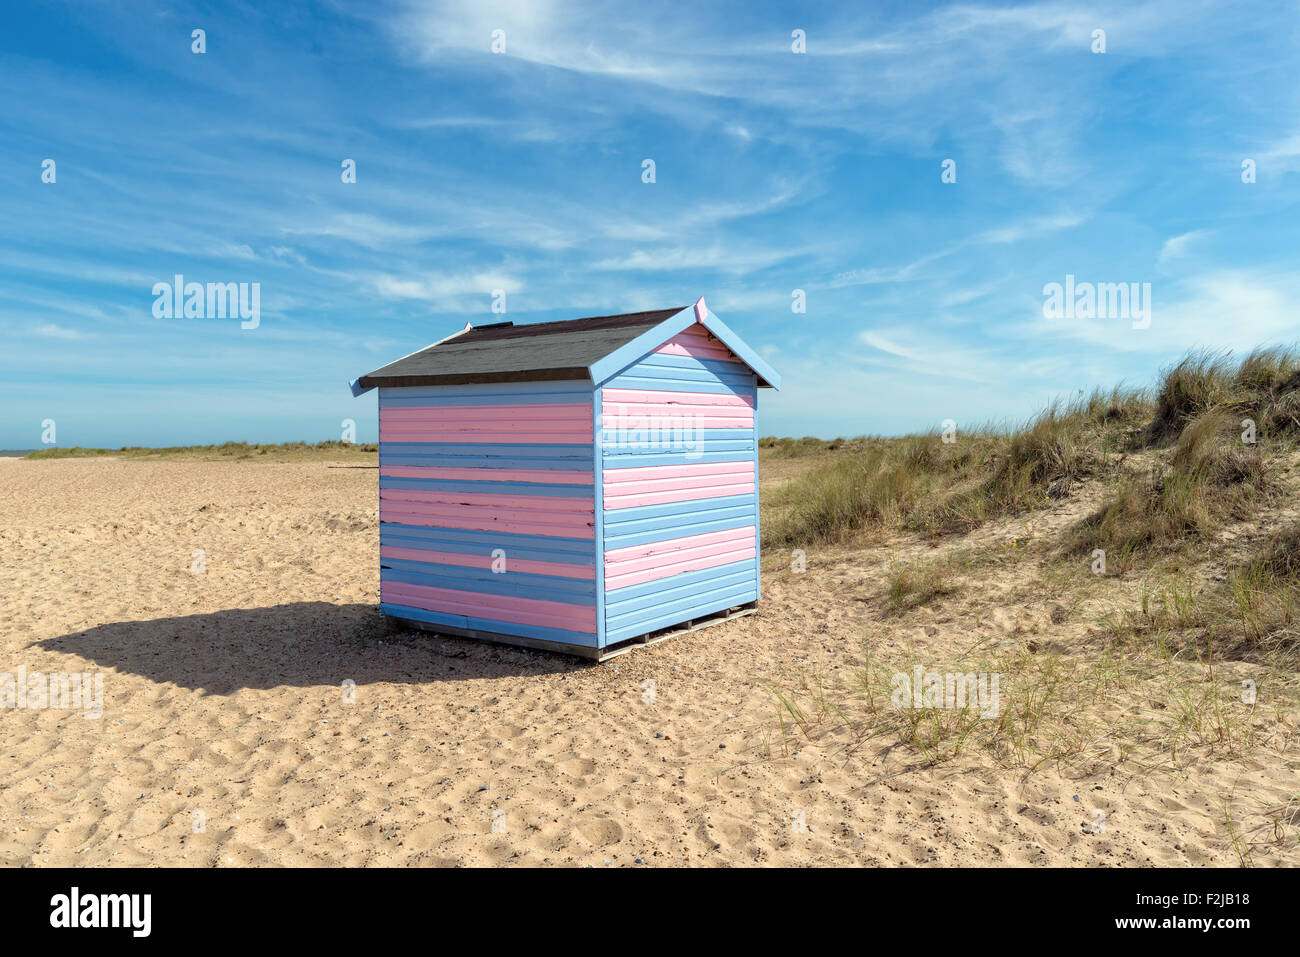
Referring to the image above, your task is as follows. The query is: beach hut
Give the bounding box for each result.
[349,297,781,660]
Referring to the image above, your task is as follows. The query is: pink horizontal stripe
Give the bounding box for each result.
[380,507,594,538]
[653,328,741,362]
[601,403,753,421]
[381,513,593,538]
[602,388,754,409]
[382,403,591,422]
[608,531,751,562]
[380,416,592,433]
[605,525,757,563]
[383,582,596,633]
[656,342,738,361]
[603,481,756,510]
[605,525,756,591]
[380,503,592,530]
[605,534,756,590]
[381,429,593,444]
[603,462,754,485]
[381,545,595,579]
[381,488,593,513]
[601,413,752,429]
[606,547,755,590]
[381,466,594,484]
[601,471,755,497]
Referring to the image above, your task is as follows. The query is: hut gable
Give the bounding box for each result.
[595,307,761,645]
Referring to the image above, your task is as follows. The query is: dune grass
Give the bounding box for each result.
[763,385,1151,547]
[1064,348,1300,565]
[1146,347,1300,444]
[1065,411,1272,567]
[765,348,1300,555]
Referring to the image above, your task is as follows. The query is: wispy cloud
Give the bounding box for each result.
[1258,131,1300,174]
[369,271,523,301]
[30,323,87,340]
[858,328,995,384]
[1158,229,1210,266]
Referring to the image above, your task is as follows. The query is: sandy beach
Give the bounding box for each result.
[1,453,1296,867]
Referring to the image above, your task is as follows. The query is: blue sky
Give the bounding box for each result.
[2,0,1298,448]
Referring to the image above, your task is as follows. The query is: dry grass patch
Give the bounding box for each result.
[770,638,1296,772]
[1105,521,1300,665]
[1145,348,1300,446]
[1066,411,1273,571]
[885,559,954,612]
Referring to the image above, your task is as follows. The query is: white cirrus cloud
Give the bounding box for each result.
[31,322,86,340]
[1158,229,1211,266]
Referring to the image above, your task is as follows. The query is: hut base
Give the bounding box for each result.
[596,602,757,661]
[386,601,758,663]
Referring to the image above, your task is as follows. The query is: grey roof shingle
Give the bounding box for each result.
[356,307,686,388]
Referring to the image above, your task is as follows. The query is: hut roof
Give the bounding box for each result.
[351,300,780,393]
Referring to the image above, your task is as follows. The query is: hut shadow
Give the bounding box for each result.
[36,601,585,694]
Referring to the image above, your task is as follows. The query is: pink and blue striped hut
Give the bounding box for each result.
[350,297,780,660]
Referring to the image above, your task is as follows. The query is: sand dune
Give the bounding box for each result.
[0,455,1294,866]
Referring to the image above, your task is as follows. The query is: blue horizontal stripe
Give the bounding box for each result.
[381,522,595,559]
[607,352,755,381]
[601,449,755,469]
[605,493,757,526]
[630,352,759,380]
[607,584,757,635]
[604,513,756,549]
[602,352,758,395]
[381,561,596,602]
[381,391,593,408]
[380,443,592,471]
[596,432,753,458]
[605,566,758,644]
[382,603,598,647]
[606,588,757,644]
[380,476,594,498]
[604,375,755,396]
[605,559,757,604]
[603,497,756,548]
[380,381,590,402]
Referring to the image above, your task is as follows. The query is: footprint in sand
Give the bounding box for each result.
[577,817,623,846]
